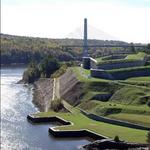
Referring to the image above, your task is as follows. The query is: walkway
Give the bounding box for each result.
[52,78,60,101]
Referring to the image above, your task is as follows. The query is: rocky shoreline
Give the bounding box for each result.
[81,139,150,150]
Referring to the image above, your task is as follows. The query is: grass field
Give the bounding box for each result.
[95,52,147,64]
[34,109,149,143]
[125,52,146,60]
[79,99,150,115]
[108,113,150,127]
[126,77,150,82]
[109,86,150,104]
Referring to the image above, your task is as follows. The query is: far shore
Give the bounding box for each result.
[1,63,28,68]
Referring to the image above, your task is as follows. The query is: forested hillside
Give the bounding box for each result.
[0,33,138,65]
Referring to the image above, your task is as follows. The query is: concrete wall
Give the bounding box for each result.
[27,114,107,140]
[91,69,114,80]
[91,68,150,80]
[27,115,71,125]
[92,93,112,101]
[49,128,106,140]
[110,68,150,80]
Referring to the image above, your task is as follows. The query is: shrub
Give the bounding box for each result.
[39,55,60,78]
[22,56,60,83]
[114,135,120,142]
[147,132,150,143]
[23,61,40,83]
[138,96,150,105]
[50,99,64,112]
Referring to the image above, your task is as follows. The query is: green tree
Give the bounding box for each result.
[147,44,150,50]
[39,55,60,78]
[23,61,40,83]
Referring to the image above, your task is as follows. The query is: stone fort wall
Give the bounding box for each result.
[91,68,150,80]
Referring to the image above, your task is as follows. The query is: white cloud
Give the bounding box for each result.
[1,1,150,43]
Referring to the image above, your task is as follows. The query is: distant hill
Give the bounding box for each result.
[1,33,128,65]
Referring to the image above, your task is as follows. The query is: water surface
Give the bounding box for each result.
[1,67,90,150]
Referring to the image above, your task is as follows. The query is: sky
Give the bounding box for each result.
[1,0,150,43]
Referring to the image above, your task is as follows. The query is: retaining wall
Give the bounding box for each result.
[92,93,112,101]
[91,69,114,80]
[49,128,106,140]
[80,110,150,131]
[27,114,107,140]
[91,68,150,80]
[110,68,150,80]
[27,115,71,125]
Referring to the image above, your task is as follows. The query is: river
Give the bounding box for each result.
[1,67,90,150]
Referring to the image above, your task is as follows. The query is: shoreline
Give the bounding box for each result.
[1,63,28,68]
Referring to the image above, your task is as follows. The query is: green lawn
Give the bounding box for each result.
[34,110,149,143]
[79,100,150,115]
[108,113,150,127]
[71,67,111,83]
[125,52,146,60]
[126,77,150,82]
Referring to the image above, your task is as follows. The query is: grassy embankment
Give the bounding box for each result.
[72,67,150,127]
[33,66,150,143]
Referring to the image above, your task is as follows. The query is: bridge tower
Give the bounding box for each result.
[83,18,88,57]
[82,18,91,69]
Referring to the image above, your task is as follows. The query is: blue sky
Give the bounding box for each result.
[1,0,150,43]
